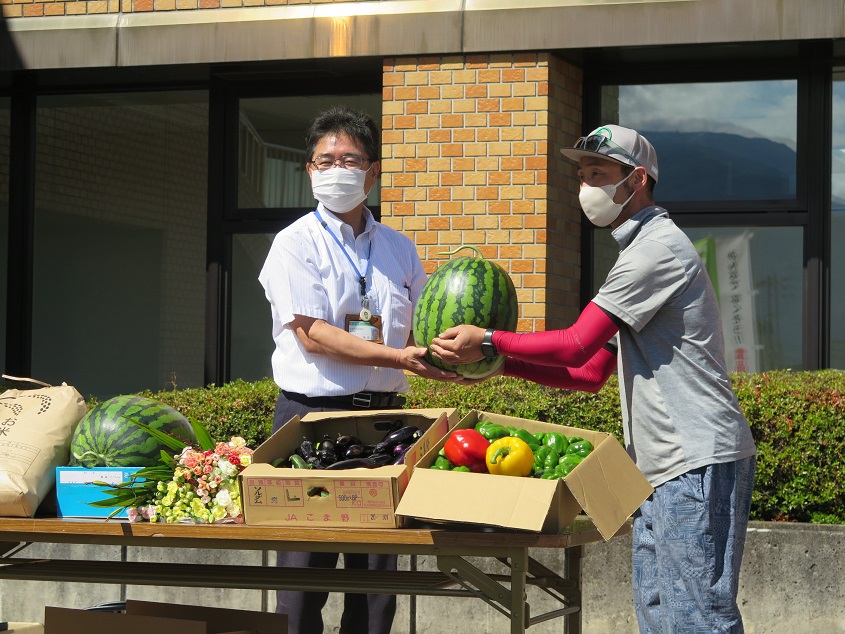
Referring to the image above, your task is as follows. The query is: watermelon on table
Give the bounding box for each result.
[69,395,197,467]
[414,245,518,379]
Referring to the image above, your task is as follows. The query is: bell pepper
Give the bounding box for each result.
[544,432,569,455]
[566,439,594,458]
[557,453,583,477]
[444,428,490,473]
[533,445,553,471]
[430,455,453,470]
[452,465,471,472]
[541,466,564,480]
[534,445,561,471]
[475,421,511,441]
[510,428,540,452]
[533,432,546,445]
[486,437,534,477]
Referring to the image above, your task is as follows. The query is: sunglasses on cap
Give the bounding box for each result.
[574,134,641,166]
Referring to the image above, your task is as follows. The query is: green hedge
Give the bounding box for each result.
[26,369,844,524]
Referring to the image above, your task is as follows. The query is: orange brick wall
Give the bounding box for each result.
[0,0,367,18]
[381,53,583,333]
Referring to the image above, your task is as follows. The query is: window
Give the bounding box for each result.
[32,92,208,398]
[230,233,274,382]
[237,95,381,210]
[228,94,381,385]
[685,227,803,372]
[608,81,798,201]
[592,79,803,372]
[0,98,8,372]
[832,70,845,368]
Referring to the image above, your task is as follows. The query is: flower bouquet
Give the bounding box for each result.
[89,418,253,524]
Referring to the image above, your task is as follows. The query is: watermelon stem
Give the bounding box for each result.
[439,245,483,259]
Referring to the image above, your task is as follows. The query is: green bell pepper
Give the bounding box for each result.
[558,453,583,476]
[533,432,546,445]
[566,439,594,458]
[475,421,511,441]
[431,455,453,470]
[533,445,550,470]
[452,465,471,472]
[544,432,569,455]
[510,428,540,452]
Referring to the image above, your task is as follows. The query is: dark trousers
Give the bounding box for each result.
[272,393,399,634]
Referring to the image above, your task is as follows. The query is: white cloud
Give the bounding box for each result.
[618,81,798,149]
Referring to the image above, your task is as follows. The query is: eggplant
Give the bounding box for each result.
[318,435,336,453]
[325,453,395,470]
[373,426,421,453]
[335,434,362,451]
[392,444,413,465]
[324,458,374,470]
[391,442,412,457]
[317,446,338,467]
[366,452,395,467]
[342,444,368,460]
[297,437,317,460]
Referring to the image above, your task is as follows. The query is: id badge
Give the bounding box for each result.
[345,314,384,344]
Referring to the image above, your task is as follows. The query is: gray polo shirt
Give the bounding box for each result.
[592,206,756,487]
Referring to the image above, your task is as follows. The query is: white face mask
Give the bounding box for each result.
[579,171,636,227]
[310,166,369,214]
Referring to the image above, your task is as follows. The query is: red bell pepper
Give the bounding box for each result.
[443,428,490,473]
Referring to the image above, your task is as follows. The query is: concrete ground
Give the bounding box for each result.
[1,521,844,633]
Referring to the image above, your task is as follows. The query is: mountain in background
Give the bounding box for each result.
[644,130,797,202]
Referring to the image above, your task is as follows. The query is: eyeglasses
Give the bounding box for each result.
[310,153,371,171]
[574,134,640,166]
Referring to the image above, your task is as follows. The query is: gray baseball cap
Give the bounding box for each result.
[560,124,659,183]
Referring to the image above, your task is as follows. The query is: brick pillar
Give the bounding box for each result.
[381,53,583,333]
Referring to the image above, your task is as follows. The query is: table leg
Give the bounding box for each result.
[507,547,528,634]
[563,545,583,634]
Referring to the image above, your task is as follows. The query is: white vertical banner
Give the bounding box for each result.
[714,232,759,373]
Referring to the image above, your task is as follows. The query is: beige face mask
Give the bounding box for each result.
[578,170,636,227]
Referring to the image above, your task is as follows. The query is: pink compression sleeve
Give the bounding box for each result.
[493,301,619,367]
[494,301,620,392]
[503,348,618,392]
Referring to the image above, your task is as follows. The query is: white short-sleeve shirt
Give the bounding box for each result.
[258,204,427,397]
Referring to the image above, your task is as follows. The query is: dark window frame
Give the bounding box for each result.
[206,64,383,385]
[579,40,836,370]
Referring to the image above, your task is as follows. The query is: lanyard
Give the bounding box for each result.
[314,209,373,319]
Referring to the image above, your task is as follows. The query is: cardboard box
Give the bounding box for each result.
[395,411,654,539]
[44,600,287,633]
[55,467,143,519]
[240,408,458,529]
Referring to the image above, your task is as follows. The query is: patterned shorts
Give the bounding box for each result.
[632,455,756,634]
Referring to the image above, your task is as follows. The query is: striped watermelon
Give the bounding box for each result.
[69,395,197,467]
[414,245,518,379]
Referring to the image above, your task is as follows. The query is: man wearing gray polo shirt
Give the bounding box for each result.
[431,125,757,633]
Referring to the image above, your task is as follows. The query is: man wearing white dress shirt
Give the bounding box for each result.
[258,106,454,634]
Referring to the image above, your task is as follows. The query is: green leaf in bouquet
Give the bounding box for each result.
[87,489,150,508]
[122,416,192,452]
[189,418,215,452]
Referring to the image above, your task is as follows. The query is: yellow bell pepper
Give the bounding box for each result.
[485,436,534,477]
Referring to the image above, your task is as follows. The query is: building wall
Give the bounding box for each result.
[0,0,372,18]
[381,53,584,332]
